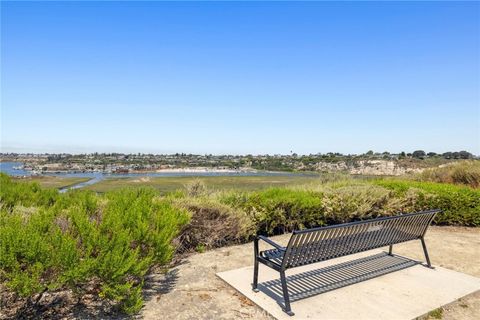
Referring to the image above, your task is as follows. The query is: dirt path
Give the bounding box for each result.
[140,227,480,320]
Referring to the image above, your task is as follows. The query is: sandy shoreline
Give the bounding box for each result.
[154,167,257,173]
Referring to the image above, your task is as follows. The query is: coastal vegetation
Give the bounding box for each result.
[13,176,91,190]
[82,175,323,193]
[1,166,479,316]
[415,160,480,188]
[0,174,189,314]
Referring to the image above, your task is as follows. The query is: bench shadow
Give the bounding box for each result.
[257,252,420,308]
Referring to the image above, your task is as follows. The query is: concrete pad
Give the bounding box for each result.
[217,250,480,320]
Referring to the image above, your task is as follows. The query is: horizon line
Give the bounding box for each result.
[0,151,478,157]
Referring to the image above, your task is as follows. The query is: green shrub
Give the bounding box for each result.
[224,183,433,235]
[373,180,480,226]
[223,188,325,234]
[0,174,59,210]
[224,179,480,236]
[321,184,393,223]
[0,175,189,314]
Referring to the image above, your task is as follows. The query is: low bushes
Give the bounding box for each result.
[373,180,480,226]
[320,184,394,223]
[224,184,411,236]
[0,173,59,210]
[225,180,480,236]
[0,174,189,314]
[223,188,325,235]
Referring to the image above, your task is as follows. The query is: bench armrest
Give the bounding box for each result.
[257,235,286,251]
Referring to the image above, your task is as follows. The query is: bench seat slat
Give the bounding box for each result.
[258,212,439,269]
[281,220,434,268]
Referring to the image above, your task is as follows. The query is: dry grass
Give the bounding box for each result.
[85,175,321,193]
[417,161,480,188]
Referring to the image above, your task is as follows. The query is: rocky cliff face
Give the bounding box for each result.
[315,160,423,176]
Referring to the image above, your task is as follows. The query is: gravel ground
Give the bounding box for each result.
[140,226,480,320]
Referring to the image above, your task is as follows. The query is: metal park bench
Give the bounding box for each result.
[252,209,440,316]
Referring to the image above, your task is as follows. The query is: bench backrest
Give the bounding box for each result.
[283,210,439,269]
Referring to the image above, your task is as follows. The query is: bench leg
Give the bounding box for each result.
[280,270,294,316]
[388,244,393,256]
[420,238,434,269]
[252,239,259,292]
[252,257,259,292]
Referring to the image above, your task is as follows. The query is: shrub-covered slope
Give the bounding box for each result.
[1,173,479,317]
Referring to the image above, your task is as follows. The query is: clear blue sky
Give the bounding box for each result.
[1,1,479,155]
